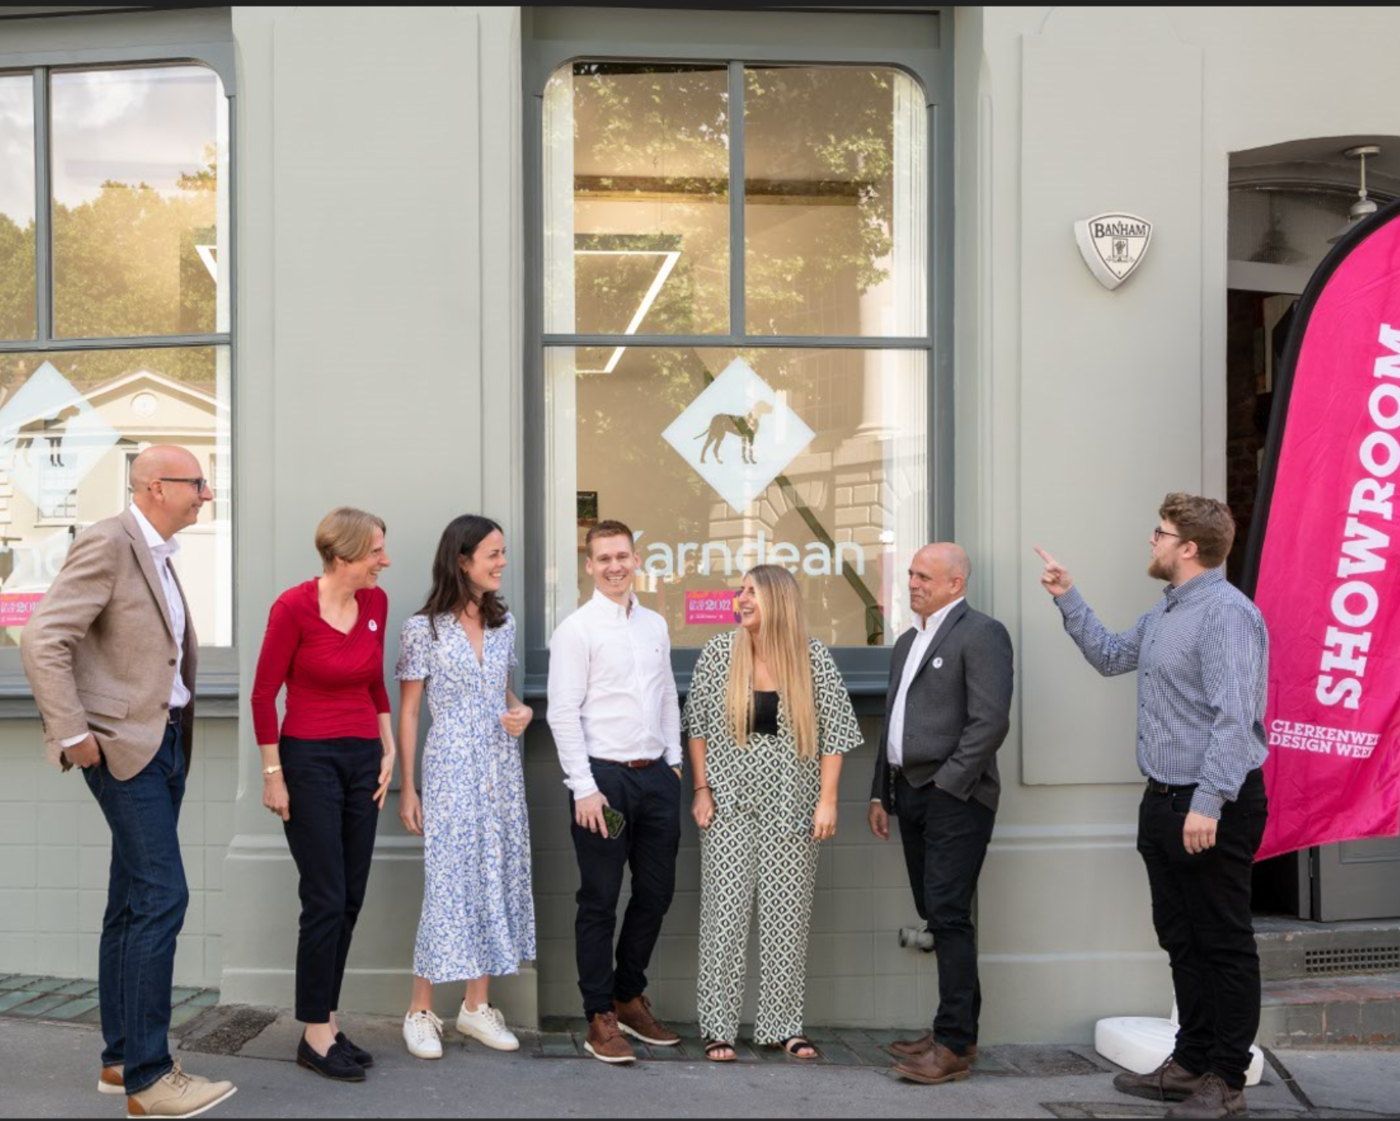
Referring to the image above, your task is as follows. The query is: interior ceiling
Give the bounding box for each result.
[1231,135,1400,199]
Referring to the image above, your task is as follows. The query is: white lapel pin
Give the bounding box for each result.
[933,657,943,669]
[368,620,378,632]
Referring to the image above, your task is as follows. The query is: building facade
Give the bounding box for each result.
[1,5,1397,1041]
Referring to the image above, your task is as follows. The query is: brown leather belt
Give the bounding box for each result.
[595,757,658,769]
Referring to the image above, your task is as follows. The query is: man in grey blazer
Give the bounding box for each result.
[868,543,1013,1086]
[22,445,235,1119]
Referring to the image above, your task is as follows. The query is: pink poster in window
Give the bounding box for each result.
[0,592,44,628]
[685,590,737,626]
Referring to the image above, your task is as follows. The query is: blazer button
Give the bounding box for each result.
[161,702,170,710]
[169,658,177,667]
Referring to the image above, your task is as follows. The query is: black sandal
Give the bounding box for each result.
[769,1036,820,1061]
[704,1040,737,1063]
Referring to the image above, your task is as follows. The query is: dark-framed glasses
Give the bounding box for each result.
[158,477,210,492]
[1151,527,1181,543]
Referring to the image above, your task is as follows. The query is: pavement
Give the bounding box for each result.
[1,1005,1398,1119]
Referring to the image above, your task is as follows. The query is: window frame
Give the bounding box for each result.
[521,6,953,696]
[0,11,238,704]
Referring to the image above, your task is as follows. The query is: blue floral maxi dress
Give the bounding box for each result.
[396,612,536,984]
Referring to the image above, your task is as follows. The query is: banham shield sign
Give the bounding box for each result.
[1075,212,1153,290]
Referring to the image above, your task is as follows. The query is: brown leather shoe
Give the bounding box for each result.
[99,1065,125,1095]
[893,1041,971,1085]
[1113,1057,1207,1103]
[1165,1074,1247,1118]
[584,1011,637,1064]
[614,994,680,1047]
[888,1033,977,1060]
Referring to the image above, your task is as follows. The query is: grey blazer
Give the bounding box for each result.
[871,601,1014,814]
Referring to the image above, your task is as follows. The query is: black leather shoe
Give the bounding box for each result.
[335,1032,373,1069]
[296,1037,366,1082]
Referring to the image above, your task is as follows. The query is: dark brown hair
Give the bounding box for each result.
[585,519,635,557]
[417,515,509,634]
[1159,492,1235,568]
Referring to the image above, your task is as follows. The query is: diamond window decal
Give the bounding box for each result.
[661,359,816,513]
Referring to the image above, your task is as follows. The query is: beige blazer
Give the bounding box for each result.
[21,509,198,780]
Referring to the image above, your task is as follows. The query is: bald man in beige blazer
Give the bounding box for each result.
[21,446,235,1119]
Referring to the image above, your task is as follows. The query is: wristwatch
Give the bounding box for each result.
[263,764,283,777]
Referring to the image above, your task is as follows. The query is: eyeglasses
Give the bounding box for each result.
[158,477,210,492]
[1151,527,1181,543]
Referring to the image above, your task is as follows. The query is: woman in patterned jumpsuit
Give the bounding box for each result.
[684,564,862,1062]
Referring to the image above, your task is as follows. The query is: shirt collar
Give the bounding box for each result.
[590,586,637,621]
[913,595,964,635]
[129,504,180,558]
[1163,567,1223,607]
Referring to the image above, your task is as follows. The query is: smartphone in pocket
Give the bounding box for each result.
[602,805,626,840]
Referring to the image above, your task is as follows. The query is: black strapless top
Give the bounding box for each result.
[752,690,779,736]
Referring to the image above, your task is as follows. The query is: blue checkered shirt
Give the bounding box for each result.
[1054,568,1268,818]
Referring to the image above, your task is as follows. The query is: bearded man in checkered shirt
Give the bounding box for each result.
[1037,493,1268,1121]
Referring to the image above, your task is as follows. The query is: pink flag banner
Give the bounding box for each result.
[1245,199,1400,860]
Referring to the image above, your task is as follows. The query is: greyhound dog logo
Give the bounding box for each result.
[662,359,815,513]
[696,400,774,465]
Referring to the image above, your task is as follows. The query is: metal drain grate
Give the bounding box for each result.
[1304,946,1400,975]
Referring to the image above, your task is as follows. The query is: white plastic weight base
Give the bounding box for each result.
[1095,1016,1264,1087]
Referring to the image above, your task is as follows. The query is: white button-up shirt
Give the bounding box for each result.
[131,503,191,709]
[547,588,681,798]
[885,597,964,769]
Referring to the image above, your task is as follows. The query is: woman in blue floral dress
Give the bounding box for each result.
[395,515,536,1059]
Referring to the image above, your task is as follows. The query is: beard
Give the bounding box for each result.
[1147,556,1175,582]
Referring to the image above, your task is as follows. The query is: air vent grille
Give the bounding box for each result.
[1304,947,1400,975]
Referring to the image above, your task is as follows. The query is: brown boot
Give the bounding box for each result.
[584,1011,637,1065]
[888,1033,977,1060]
[614,994,680,1047]
[1165,1074,1247,1118]
[893,1041,971,1085]
[1113,1057,1207,1103]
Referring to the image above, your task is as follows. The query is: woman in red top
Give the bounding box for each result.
[251,507,397,1082]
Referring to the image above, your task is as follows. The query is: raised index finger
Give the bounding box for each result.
[1033,545,1060,568]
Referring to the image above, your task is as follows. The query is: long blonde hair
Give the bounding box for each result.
[725,565,818,759]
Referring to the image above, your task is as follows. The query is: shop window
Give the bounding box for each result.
[0,63,231,650]
[541,58,932,651]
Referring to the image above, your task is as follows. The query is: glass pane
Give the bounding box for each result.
[0,73,37,341]
[745,66,926,337]
[546,346,927,647]
[544,62,730,337]
[0,346,232,647]
[51,66,229,339]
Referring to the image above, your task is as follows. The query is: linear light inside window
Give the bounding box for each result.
[575,250,681,374]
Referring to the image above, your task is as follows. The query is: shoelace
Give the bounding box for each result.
[483,1005,508,1031]
[409,1010,444,1039]
[164,1062,191,1091]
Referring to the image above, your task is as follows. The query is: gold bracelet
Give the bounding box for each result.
[262,764,282,777]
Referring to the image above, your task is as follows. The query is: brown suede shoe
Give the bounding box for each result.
[614,994,680,1047]
[1113,1057,1207,1103]
[887,1033,977,1060]
[893,1041,971,1085]
[99,1065,125,1095]
[1165,1074,1247,1119]
[584,1011,637,1065]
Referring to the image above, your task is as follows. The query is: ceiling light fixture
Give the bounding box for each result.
[1327,144,1381,245]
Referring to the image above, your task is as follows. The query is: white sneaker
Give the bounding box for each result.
[402,1010,444,1060]
[456,1002,519,1051]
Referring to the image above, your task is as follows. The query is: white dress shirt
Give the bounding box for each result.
[547,588,682,798]
[60,505,190,750]
[885,596,964,770]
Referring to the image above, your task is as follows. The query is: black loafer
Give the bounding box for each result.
[296,1037,366,1082]
[335,1032,373,1069]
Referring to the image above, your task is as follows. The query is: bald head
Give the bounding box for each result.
[130,445,209,539]
[908,542,970,621]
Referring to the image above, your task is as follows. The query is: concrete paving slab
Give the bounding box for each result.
[1275,1048,1400,1116]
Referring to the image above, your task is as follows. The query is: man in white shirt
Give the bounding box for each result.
[866,544,1013,1087]
[547,520,684,1065]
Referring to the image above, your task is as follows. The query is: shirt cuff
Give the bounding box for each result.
[1054,586,1086,613]
[1189,788,1225,819]
[59,732,90,749]
[565,775,600,800]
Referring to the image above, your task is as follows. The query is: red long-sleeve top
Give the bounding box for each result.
[251,580,391,745]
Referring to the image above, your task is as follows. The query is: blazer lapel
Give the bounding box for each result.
[887,628,915,706]
[913,600,969,679]
[121,509,175,641]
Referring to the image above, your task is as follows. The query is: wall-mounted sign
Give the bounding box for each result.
[1074,212,1153,290]
[685,590,738,626]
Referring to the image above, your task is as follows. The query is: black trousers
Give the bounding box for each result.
[894,772,996,1057]
[1137,769,1268,1090]
[280,736,382,1023]
[570,760,681,1020]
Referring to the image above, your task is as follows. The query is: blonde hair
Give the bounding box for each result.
[315,507,386,572]
[725,565,818,759]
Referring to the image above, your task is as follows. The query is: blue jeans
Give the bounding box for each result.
[83,722,188,1093]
